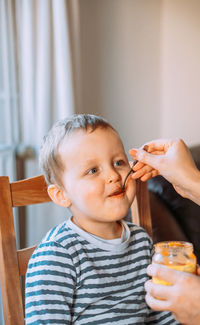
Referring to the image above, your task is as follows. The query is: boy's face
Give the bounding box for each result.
[58,127,136,230]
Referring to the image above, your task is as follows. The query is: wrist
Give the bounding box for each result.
[183,169,200,205]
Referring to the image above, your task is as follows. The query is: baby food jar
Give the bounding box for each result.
[152,241,197,286]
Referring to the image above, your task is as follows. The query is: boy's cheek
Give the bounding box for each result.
[78,183,102,201]
[85,181,103,195]
[128,180,136,205]
[129,179,136,196]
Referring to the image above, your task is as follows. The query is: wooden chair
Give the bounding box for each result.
[0,175,152,325]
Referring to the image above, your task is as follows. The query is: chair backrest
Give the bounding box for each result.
[0,175,152,325]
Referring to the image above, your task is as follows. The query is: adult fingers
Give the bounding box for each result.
[129,148,164,170]
[146,264,181,285]
[132,161,145,171]
[141,138,173,153]
[129,138,171,156]
[140,170,159,181]
[131,165,158,181]
[145,292,171,311]
[145,280,173,302]
[131,165,153,180]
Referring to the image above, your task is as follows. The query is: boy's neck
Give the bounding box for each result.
[71,216,122,240]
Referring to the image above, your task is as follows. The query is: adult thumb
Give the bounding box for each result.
[129,148,161,170]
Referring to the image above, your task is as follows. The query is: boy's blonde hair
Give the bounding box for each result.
[39,114,115,187]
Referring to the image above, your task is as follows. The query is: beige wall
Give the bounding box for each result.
[72,0,200,153]
[161,0,200,145]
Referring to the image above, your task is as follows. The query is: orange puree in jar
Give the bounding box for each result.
[152,241,197,286]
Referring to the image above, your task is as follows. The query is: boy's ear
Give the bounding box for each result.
[48,184,71,208]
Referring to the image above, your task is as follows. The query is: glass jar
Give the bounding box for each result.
[152,241,197,286]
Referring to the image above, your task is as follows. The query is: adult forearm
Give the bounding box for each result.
[182,170,200,205]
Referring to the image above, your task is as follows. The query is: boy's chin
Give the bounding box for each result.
[109,208,130,221]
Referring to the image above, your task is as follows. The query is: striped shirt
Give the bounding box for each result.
[25,218,179,325]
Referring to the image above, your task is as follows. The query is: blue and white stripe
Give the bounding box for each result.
[25,218,179,324]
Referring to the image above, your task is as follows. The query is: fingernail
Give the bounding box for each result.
[146,264,154,275]
[129,149,137,156]
[143,145,149,152]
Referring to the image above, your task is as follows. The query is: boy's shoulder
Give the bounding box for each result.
[125,221,152,243]
[27,219,79,275]
[40,218,79,248]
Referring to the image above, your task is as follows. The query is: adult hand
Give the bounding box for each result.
[145,264,200,325]
[129,138,200,204]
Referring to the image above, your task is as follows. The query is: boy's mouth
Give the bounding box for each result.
[109,187,125,197]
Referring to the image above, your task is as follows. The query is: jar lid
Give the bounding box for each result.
[154,241,194,254]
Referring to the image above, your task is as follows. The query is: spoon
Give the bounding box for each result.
[122,160,138,190]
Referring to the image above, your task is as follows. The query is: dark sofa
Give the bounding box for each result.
[149,144,200,263]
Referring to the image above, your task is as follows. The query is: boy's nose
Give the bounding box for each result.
[106,170,121,184]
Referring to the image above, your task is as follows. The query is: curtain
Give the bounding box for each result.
[17,0,74,148]
[0,0,20,322]
[1,0,76,320]
[15,0,75,246]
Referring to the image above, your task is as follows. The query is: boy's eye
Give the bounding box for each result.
[88,167,98,175]
[114,160,125,167]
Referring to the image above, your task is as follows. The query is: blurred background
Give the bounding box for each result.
[0,0,200,321]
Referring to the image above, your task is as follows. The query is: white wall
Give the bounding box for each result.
[161,0,200,146]
[77,0,162,153]
[73,0,200,152]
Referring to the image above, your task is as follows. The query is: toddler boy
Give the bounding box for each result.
[25,114,178,324]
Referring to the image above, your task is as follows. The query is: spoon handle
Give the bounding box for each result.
[122,160,138,190]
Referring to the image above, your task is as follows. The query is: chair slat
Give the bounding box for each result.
[10,175,51,207]
[17,246,37,276]
[0,177,24,324]
[136,180,153,238]
[0,175,153,325]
